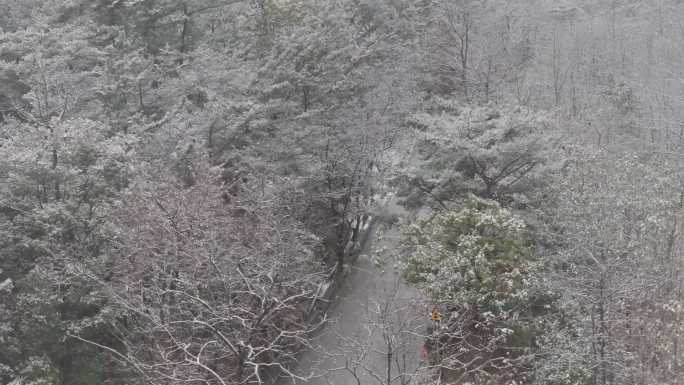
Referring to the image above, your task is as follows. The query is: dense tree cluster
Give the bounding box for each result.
[390,2,684,385]
[401,198,548,383]
[2,0,684,385]
[394,101,559,209]
[0,0,419,384]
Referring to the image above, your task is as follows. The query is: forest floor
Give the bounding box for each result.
[286,197,430,385]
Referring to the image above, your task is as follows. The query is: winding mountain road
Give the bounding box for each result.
[288,199,429,385]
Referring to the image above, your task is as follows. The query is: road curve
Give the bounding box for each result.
[285,199,428,385]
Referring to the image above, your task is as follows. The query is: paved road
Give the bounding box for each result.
[287,200,428,385]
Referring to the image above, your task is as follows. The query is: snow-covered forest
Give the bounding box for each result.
[2,1,684,384]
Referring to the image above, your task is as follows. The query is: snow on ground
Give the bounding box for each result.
[286,198,429,385]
